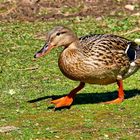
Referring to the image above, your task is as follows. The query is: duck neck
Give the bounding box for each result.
[65,40,80,50]
[58,40,83,80]
[60,40,82,63]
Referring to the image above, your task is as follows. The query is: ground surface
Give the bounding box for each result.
[0,0,140,21]
[0,0,140,140]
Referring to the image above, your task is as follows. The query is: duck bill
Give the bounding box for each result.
[34,43,53,58]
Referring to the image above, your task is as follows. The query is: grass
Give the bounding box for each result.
[0,16,140,139]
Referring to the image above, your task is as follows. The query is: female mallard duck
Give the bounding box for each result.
[34,26,140,109]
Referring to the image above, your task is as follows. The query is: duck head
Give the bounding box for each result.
[34,26,77,58]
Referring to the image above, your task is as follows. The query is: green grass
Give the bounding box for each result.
[0,16,140,139]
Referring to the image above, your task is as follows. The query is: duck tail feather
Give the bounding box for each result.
[135,45,140,67]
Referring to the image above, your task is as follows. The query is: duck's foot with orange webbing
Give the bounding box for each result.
[51,82,85,109]
[105,97,124,104]
[51,96,73,109]
[104,80,124,104]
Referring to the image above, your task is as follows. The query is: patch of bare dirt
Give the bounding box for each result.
[0,0,140,21]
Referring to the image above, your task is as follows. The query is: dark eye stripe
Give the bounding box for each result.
[56,32,61,36]
[56,31,67,36]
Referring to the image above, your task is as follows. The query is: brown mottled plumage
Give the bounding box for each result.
[34,26,140,109]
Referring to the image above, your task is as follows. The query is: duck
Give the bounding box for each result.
[34,26,140,109]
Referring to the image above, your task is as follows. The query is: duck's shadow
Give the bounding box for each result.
[28,89,140,105]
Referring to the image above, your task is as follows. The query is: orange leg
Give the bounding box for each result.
[51,82,85,108]
[105,80,124,104]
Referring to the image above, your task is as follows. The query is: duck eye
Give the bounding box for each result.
[56,32,61,36]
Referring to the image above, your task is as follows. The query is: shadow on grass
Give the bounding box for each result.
[28,89,140,105]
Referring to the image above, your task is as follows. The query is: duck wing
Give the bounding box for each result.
[79,34,139,63]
